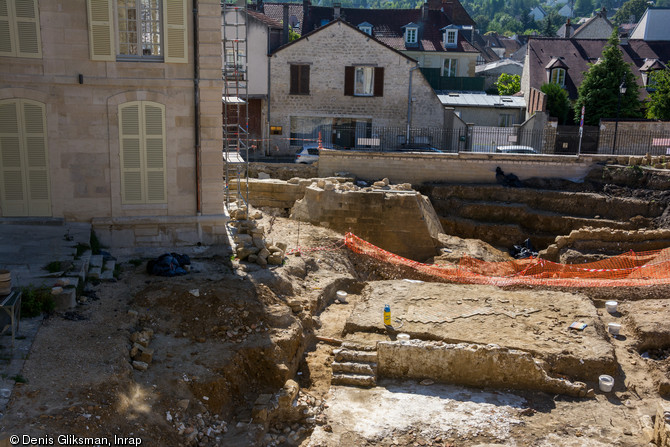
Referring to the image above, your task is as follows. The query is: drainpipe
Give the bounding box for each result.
[406,65,419,144]
[267,29,272,156]
[193,0,201,215]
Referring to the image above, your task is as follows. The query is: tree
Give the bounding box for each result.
[495,73,521,95]
[574,31,642,125]
[646,69,670,120]
[612,0,648,25]
[574,0,594,17]
[541,11,561,36]
[541,83,571,124]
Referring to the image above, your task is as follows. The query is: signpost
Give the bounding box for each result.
[577,106,585,155]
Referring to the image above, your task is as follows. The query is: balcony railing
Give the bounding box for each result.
[420,68,485,92]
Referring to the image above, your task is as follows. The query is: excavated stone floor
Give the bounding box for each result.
[344,281,616,381]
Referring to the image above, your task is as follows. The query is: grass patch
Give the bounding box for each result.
[44,261,62,273]
[75,243,90,258]
[20,286,55,318]
[10,374,26,383]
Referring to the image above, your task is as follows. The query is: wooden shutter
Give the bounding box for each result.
[373,67,384,97]
[0,0,14,56]
[87,0,114,61]
[22,100,50,215]
[119,102,143,203]
[143,103,166,203]
[14,0,41,58]
[290,65,299,94]
[0,100,26,216]
[164,0,188,63]
[344,66,354,96]
[300,65,310,95]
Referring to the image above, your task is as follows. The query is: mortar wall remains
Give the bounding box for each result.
[377,341,587,396]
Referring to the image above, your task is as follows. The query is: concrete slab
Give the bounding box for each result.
[344,281,615,381]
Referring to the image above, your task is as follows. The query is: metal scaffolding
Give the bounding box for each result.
[222,0,249,215]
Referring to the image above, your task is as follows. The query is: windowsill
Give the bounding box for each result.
[289,93,310,96]
[354,94,374,97]
[116,56,165,63]
[121,203,168,209]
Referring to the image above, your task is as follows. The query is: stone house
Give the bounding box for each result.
[0,0,226,247]
[556,10,613,39]
[264,0,482,93]
[268,19,447,154]
[475,59,524,92]
[437,93,526,127]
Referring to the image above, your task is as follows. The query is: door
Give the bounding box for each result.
[0,99,51,216]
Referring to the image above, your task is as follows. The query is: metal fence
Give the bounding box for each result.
[266,123,670,157]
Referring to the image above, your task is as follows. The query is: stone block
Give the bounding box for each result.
[53,288,77,311]
[89,255,103,268]
[100,260,115,280]
[132,361,148,372]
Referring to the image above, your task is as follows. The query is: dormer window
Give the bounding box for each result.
[550,68,566,86]
[358,22,373,35]
[640,58,667,91]
[405,27,418,44]
[440,25,459,49]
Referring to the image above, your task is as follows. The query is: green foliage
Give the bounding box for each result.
[44,261,62,273]
[613,0,648,25]
[495,73,521,95]
[574,0,594,17]
[541,10,562,37]
[75,243,90,258]
[10,374,26,383]
[646,69,670,120]
[129,258,143,267]
[574,31,642,125]
[20,286,55,318]
[541,83,572,124]
[289,27,300,42]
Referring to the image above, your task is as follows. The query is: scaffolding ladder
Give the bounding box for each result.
[222,0,249,216]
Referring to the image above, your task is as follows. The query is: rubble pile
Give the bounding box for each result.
[229,204,287,267]
[129,327,154,372]
[165,401,229,446]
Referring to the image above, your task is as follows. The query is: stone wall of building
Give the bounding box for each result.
[0,0,224,221]
[268,20,445,154]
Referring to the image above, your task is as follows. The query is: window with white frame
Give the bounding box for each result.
[354,67,375,96]
[550,68,566,87]
[117,0,162,59]
[359,25,372,35]
[442,58,458,77]
[445,30,457,46]
[405,27,417,44]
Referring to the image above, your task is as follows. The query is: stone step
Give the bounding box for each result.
[53,287,77,311]
[333,348,377,364]
[341,341,378,351]
[89,254,103,269]
[88,266,102,279]
[331,373,376,388]
[100,260,115,280]
[332,361,376,375]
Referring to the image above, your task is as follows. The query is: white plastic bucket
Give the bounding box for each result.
[599,375,614,392]
[336,290,348,302]
[608,323,621,336]
[605,301,618,314]
[397,333,410,343]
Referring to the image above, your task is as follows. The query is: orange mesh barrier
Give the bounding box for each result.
[344,233,670,287]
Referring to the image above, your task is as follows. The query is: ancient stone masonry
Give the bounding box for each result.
[229,204,286,267]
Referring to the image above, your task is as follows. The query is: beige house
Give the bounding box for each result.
[0,0,226,246]
[269,19,447,153]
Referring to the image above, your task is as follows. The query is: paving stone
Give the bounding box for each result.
[100,260,115,280]
[89,255,103,268]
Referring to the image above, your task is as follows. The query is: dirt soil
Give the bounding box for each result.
[1,211,669,447]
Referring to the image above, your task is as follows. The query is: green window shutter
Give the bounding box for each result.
[14,0,41,58]
[0,100,26,215]
[22,100,50,215]
[0,0,15,56]
[164,0,188,63]
[87,0,114,61]
[119,102,144,204]
[143,103,166,203]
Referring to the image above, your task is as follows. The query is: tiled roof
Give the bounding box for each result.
[247,10,282,29]
[525,37,670,99]
[262,3,305,34]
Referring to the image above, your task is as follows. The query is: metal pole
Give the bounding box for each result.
[613,92,621,155]
[406,65,419,145]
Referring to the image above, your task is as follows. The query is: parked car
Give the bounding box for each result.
[294,143,342,163]
[495,145,537,154]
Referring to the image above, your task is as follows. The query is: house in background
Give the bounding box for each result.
[268,19,447,154]
[264,0,483,93]
[556,9,613,39]
[0,0,227,248]
[476,59,524,91]
[529,6,547,22]
[437,93,525,127]
[481,33,522,59]
[630,8,670,41]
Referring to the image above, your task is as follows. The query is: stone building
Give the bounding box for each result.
[0,0,226,246]
[268,19,447,154]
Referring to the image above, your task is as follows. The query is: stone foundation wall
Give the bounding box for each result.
[377,341,587,397]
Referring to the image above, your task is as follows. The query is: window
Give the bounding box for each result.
[290,64,310,95]
[550,68,566,87]
[405,27,417,44]
[344,66,384,97]
[0,0,42,58]
[224,48,245,80]
[359,25,372,35]
[0,99,50,216]
[119,101,167,204]
[442,58,458,77]
[86,0,188,63]
[499,113,513,127]
[445,30,457,47]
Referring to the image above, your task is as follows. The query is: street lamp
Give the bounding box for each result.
[612,77,627,154]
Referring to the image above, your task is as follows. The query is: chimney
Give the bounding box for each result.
[303,0,310,33]
[421,1,428,21]
[283,4,289,44]
[564,18,570,38]
[333,2,341,20]
[257,0,263,13]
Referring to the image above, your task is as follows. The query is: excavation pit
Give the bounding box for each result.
[344,281,616,382]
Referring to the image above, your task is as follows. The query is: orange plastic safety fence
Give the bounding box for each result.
[343,232,670,287]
